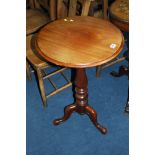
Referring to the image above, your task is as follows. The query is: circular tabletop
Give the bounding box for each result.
[35,16,124,68]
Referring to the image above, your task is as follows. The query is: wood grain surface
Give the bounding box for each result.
[26,9,50,35]
[27,35,48,67]
[109,0,129,23]
[36,16,124,68]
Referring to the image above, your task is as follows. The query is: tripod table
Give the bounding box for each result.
[35,16,124,134]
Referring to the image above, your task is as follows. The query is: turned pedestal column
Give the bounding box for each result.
[53,68,107,134]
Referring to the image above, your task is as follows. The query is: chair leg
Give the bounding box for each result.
[96,66,102,77]
[36,68,47,107]
[26,61,32,80]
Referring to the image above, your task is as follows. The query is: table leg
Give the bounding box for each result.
[53,104,77,125]
[53,68,107,134]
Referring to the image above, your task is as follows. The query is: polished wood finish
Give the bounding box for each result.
[110,18,128,32]
[53,68,107,134]
[109,0,129,23]
[26,35,48,67]
[35,0,124,133]
[109,0,129,31]
[102,0,129,35]
[36,16,124,68]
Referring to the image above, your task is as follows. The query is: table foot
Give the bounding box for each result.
[111,65,128,77]
[85,105,107,134]
[53,68,107,134]
[53,104,76,125]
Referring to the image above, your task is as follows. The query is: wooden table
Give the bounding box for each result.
[109,0,129,32]
[35,16,124,134]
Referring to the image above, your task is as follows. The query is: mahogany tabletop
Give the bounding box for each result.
[35,16,124,68]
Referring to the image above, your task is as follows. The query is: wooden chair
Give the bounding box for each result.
[88,0,104,18]
[96,0,129,77]
[26,0,56,35]
[26,0,72,107]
